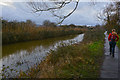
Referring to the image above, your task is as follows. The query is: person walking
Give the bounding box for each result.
[108,29,119,57]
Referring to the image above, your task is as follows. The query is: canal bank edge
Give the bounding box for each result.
[18,28,105,78]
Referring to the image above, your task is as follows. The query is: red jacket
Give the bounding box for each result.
[108,32,119,41]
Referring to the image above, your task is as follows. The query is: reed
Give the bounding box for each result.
[2,26,84,45]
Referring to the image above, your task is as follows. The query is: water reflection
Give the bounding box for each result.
[1,34,84,77]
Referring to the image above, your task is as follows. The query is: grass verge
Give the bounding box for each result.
[117,35,120,49]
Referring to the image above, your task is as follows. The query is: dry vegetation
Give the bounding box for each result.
[2,20,85,45]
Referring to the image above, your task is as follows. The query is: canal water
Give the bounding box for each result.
[1,34,84,77]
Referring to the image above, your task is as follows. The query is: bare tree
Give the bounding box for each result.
[27,0,79,24]
[43,20,56,27]
[97,3,116,24]
[97,2,119,32]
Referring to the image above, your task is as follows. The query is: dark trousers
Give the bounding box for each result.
[109,41,116,54]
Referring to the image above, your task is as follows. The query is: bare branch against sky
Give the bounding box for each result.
[27,0,79,24]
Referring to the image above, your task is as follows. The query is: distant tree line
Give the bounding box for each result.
[2,19,36,31]
[43,20,57,27]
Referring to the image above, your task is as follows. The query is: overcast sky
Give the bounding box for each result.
[0,1,110,26]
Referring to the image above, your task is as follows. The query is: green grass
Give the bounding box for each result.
[117,35,120,48]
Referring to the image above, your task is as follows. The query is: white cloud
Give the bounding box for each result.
[61,2,106,25]
[0,2,16,9]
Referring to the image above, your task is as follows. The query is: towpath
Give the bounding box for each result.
[100,32,120,79]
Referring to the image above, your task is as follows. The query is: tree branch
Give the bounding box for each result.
[27,0,79,24]
[58,1,79,24]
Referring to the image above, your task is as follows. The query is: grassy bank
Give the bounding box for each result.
[117,35,120,48]
[3,27,84,45]
[18,27,104,78]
